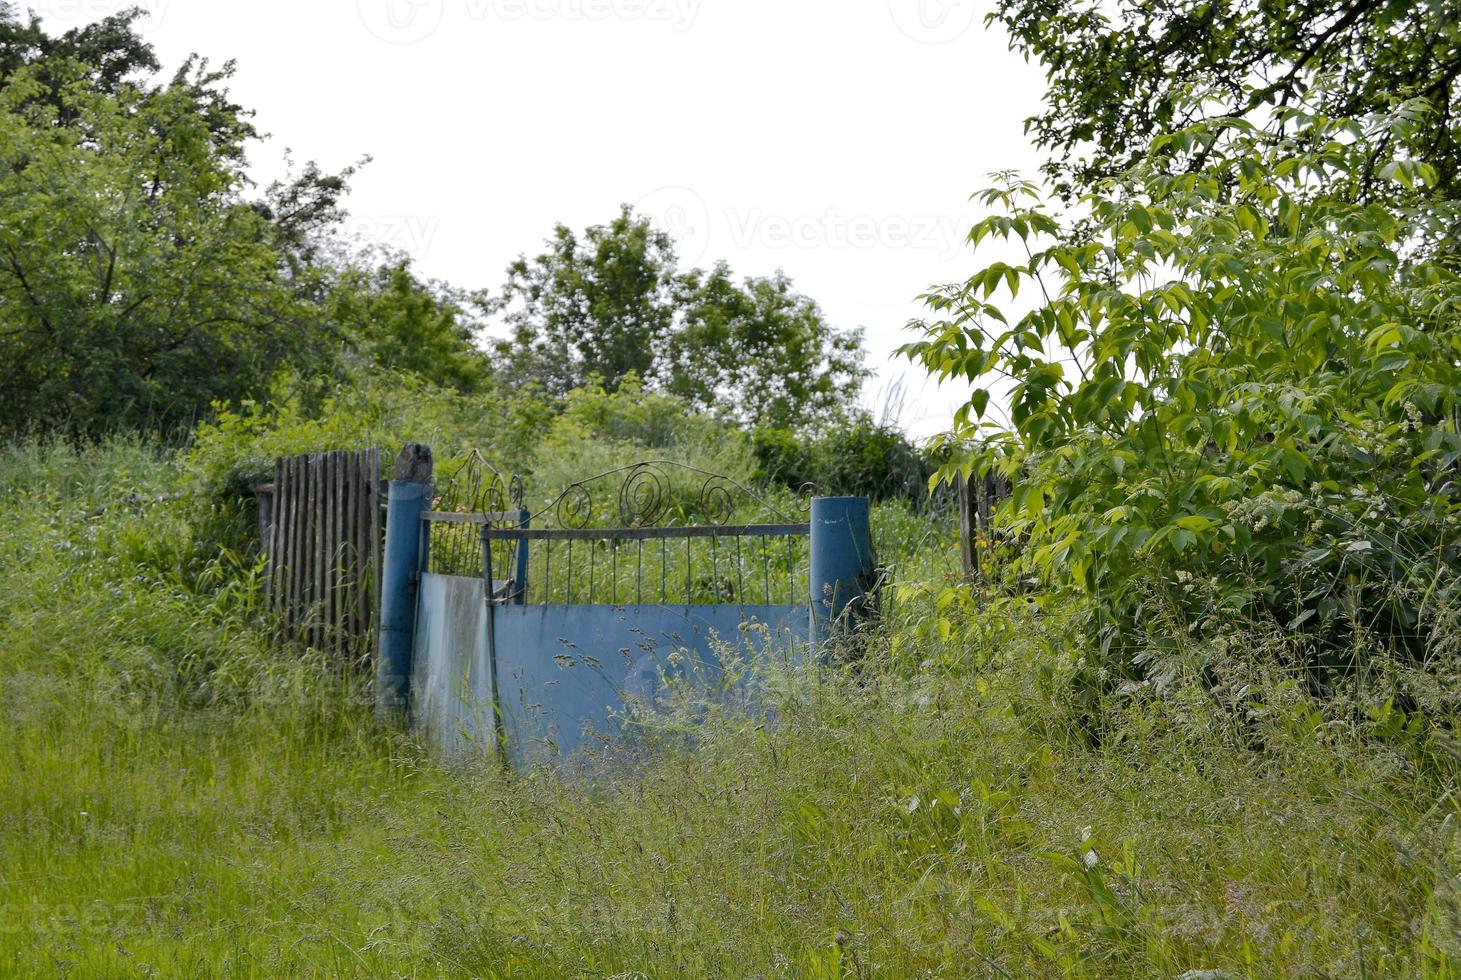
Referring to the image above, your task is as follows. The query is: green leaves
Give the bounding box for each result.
[907,104,1461,664]
[495,211,868,431]
[0,55,317,438]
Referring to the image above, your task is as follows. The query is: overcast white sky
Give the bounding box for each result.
[33,0,1049,437]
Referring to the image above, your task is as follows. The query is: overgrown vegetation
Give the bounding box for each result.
[4,440,1460,977]
[905,15,1461,707]
[4,0,1461,976]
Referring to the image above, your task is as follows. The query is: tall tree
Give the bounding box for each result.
[328,259,491,393]
[0,7,488,435]
[666,264,867,429]
[494,209,868,429]
[0,4,159,102]
[994,0,1461,204]
[0,9,360,437]
[0,61,320,436]
[493,206,678,398]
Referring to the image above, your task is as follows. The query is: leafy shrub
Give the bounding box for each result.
[524,375,761,523]
[185,371,554,493]
[754,414,933,505]
[905,104,1461,691]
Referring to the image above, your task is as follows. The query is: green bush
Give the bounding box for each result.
[907,106,1461,695]
[522,375,761,523]
[754,414,933,505]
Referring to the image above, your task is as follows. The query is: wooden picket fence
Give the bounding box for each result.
[956,471,1011,580]
[259,449,384,662]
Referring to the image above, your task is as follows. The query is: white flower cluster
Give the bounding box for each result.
[1220,488,1305,532]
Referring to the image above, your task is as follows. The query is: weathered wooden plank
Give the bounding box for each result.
[261,463,277,610]
[288,455,303,630]
[368,449,382,663]
[351,451,363,658]
[296,454,309,635]
[331,450,345,660]
[305,453,318,649]
[273,458,285,614]
[322,451,334,655]
[341,450,356,653]
[264,463,276,613]
[298,454,311,634]
[290,454,302,637]
[321,452,331,651]
[313,452,324,650]
[276,459,288,623]
[355,450,369,659]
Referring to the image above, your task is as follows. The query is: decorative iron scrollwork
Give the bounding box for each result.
[528,460,794,530]
[796,482,820,513]
[699,477,736,526]
[618,463,669,527]
[557,484,594,530]
[436,450,525,517]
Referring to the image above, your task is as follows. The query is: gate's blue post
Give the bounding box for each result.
[809,496,874,649]
[376,443,433,721]
[512,509,530,605]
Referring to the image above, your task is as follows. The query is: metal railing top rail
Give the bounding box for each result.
[481,522,809,541]
[422,510,526,525]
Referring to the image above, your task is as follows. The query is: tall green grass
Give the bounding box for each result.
[2,441,1458,977]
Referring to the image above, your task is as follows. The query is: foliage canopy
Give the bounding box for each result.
[493,206,867,430]
[993,0,1461,205]
[907,103,1461,678]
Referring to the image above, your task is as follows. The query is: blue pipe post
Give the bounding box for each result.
[809,496,875,650]
[512,508,530,604]
[376,443,433,722]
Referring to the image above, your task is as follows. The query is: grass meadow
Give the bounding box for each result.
[2,440,1458,977]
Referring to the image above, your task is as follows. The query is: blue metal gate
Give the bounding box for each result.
[375,448,874,770]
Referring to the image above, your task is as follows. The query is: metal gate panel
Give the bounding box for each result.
[491,603,804,769]
[379,451,874,769]
[410,573,494,758]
